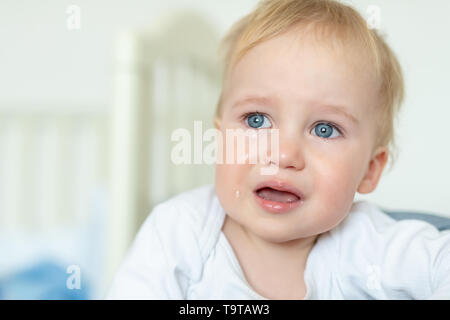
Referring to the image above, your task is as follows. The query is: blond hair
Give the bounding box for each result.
[215,0,404,171]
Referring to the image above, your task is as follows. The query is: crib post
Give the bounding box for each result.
[105,30,151,294]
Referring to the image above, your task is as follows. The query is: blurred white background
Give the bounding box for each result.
[0,0,449,299]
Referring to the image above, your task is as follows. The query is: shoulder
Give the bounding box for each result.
[161,183,220,222]
[141,184,224,261]
[107,184,225,299]
[330,200,450,299]
[147,184,220,234]
[333,200,444,243]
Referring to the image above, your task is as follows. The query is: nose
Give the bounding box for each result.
[269,131,305,171]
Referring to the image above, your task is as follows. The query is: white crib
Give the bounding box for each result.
[0,10,222,298]
[106,10,222,292]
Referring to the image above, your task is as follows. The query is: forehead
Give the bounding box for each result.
[224,28,380,116]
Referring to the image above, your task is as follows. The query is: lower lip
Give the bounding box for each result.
[253,190,302,214]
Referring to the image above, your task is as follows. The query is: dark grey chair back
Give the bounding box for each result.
[383,210,450,232]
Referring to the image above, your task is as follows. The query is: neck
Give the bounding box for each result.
[223,214,319,272]
[222,214,319,299]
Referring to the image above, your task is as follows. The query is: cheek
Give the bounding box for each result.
[215,163,251,209]
[313,155,364,210]
[306,159,360,232]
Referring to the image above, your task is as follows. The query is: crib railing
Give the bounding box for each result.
[0,10,222,298]
[0,107,109,233]
[105,12,221,288]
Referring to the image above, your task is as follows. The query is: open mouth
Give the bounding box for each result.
[253,181,303,214]
[255,187,300,203]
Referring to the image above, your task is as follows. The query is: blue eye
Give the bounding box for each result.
[313,123,341,139]
[246,113,272,129]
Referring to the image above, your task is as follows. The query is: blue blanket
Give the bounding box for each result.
[0,259,89,300]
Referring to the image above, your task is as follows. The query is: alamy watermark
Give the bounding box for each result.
[66,5,81,30]
[366,5,381,30]
[366,264,382,291]
[171,121,280,175]
[339,2,382,30]
[66,264,81,290]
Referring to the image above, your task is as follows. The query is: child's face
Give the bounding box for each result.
[214,28,388,243]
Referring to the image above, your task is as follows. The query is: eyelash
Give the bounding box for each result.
[240,111,345,138]
[240,111,271,125]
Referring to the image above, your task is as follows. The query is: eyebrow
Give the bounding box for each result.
[232,96,359,125]
[314,104,359,125]
[231,96,275,110]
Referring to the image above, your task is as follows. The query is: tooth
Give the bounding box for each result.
[257,190,265,199]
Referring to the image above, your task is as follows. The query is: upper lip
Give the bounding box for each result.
[254,180,303,199]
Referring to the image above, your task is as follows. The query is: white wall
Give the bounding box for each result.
[0,0,449,216]
[0,0,257,107]
[350,0,450,215]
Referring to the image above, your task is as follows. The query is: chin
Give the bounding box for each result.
[247,220,306,243]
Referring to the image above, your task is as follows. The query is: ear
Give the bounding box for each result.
[214,117,221,130]
[357,146,389,194]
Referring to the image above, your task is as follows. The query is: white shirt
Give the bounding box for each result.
[106,184,450,299]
